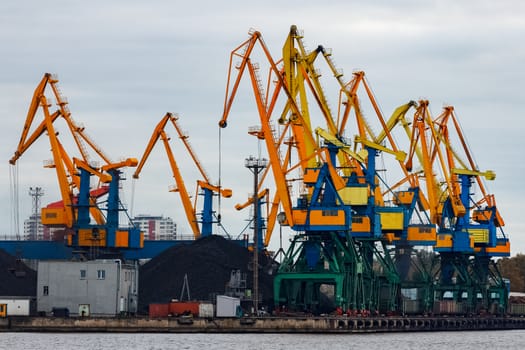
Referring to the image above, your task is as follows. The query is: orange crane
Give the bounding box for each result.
[9,73,142,254]
[219,28,301,231]
[402,100,509,311]
[10,74,108,228]
[134,112,232,239]
[429,104,508,255]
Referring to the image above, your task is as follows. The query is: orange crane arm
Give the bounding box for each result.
[41,96,76,228]
[48,75,112,165]
[170,114,232,198]
[133,113,200,237]
[170,114,210,182]
[75,158,112,183]
[406,101,442,223]
[11,74,52,160]
[133,113,171,179]
[235,189,269,211]
[433,106,501,223]
[160,129,200,237]
[9,110,61,165]
[9,74,61,165]
[15,108,108,227]
[198,181,232,198]
[219,29,320,226]
[65,151,106,225]
[425,105,466,218]
[220,28,314,147]
[245,61,295,226]
[220,30,263,128]
[101,157,138,172]
[9,79,76,228]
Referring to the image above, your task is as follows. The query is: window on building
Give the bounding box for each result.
[97,269,106,280]
[80,269,87,279]
[43,285,49,295]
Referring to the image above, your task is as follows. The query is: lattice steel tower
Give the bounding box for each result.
[28,187,44,240]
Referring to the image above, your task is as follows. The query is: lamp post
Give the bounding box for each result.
[244,156,268,315]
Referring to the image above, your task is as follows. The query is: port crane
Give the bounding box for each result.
[8,73,143,259]
[220,27,416,314]
[279,29,440,312]
[404,100,510,313]
[133,112,232,239]
[219,27,309,245]
[280,28,437,250]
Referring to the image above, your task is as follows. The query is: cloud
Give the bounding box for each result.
[1,0,524,255]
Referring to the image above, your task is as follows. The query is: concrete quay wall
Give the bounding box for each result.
[2,316,525,333]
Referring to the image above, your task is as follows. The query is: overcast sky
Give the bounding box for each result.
[1,1,524,255]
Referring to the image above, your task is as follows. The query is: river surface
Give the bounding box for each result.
[3,330,525,349]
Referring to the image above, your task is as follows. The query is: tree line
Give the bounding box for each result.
[498,254,525,292]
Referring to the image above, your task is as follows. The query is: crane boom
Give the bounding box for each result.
[10,73,143,254]
[134,113,231,238]
[133,113,200,236]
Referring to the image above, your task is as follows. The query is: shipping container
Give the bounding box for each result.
[402,300,421,314]
[0,299,31,316]
[433,300,465,315]
[168,301,200,316]
[199,303,214,318]
[216,295,240,317]
[509,303,525,315]
[149,303,169,318]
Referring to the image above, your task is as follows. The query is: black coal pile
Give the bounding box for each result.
[138,235,276,314]
[0,249,37,296]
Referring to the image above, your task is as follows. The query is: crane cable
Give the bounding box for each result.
[130,177,136,219]
[218,124,222,227]
[9,164,20,240]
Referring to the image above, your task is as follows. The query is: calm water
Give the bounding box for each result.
[2,331,525,350]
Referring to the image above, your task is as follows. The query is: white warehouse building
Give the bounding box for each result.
[37,260,139,317]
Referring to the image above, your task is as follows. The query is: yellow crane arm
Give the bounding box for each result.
[280,26,325,169]
[376,101,417,144]
[451,168,496,180]
[315,127,365,163]
[354,136,407,162]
